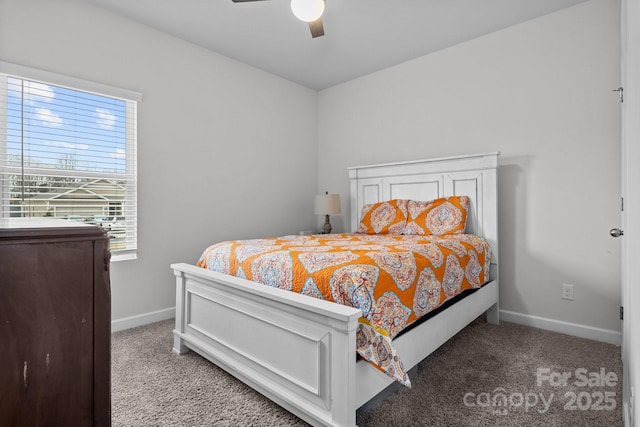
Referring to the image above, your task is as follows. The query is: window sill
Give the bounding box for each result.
[111,250,137,262]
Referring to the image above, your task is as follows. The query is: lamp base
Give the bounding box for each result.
[322,215,332,234]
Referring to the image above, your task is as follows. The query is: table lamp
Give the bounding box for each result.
[314,192,341,234]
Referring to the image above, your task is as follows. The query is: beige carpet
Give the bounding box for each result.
[112,317,622,426]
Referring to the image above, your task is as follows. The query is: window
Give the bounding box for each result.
[0,62,141,260]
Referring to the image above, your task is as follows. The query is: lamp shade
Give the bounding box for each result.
[314,193,341,215]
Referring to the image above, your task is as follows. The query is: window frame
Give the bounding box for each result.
[0,61,141,261]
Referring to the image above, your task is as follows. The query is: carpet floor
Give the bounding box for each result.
[112,317,622,426]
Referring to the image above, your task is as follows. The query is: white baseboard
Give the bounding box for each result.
[111,307,175,332]
[499,309,622,346]
[110,307,622,345]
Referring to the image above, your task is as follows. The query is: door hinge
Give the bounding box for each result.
[622,197,624,212]
[620,306,624,320]
[613,87,624,103]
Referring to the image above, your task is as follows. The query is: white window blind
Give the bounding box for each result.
[0,62,140,259]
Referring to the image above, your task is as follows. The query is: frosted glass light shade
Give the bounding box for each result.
[314,193,341,215]
[290,0,325,22]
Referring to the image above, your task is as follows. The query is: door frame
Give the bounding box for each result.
[621,0,639,425]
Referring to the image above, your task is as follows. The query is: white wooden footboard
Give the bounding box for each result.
[172,262,362,427]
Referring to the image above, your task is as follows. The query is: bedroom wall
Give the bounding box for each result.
[317,0,622,339]
[0,0,318,325]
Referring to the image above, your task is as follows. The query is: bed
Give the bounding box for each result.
[171,152,499,427]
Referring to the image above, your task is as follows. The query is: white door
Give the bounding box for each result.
[617,0,629,419]
[619,0,639,425]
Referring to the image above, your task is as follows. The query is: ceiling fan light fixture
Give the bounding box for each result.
[290,0,325,22]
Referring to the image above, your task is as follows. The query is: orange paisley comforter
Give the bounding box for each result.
[197,233,492,386]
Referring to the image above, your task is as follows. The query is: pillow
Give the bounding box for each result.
[403,196,470,236]
[357,199,409,235]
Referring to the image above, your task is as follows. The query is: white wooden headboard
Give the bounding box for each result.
[347,152,499,262]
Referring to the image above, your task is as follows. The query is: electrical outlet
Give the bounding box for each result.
[562,283,574,301]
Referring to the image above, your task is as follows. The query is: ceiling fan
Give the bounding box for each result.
[232,0,326,38]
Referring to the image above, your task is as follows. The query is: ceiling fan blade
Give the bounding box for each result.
[231,0,269,2]
[309,17,325,38]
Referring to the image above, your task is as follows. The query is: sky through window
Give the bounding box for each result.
[6,77,127,174]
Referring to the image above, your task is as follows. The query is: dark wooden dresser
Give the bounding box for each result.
[0,219,111,426]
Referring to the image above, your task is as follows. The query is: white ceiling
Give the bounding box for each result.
[87,0,589,90]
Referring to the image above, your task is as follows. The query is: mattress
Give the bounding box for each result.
[197,232,492,386]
